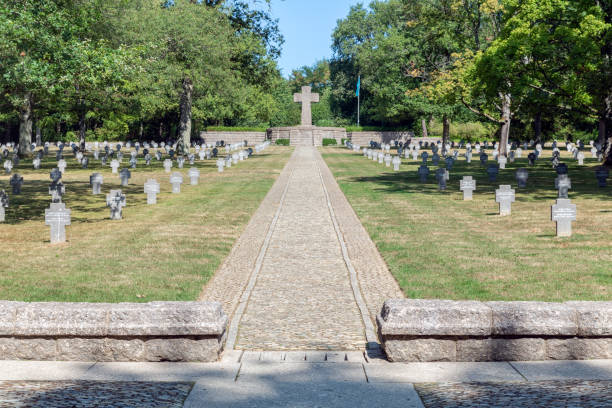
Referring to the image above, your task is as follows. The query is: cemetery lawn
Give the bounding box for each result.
[0,146,292,302]
[323,147,612,302]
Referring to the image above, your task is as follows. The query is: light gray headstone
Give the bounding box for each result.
[188,168,200,185]
[460,176,476,200]
[45,202,71,244]
[144,179,160,205]
[495,185,515,216]
[163,159,173,173]
[110,159,120,174]
[170,172,183,193]
[551,198,576,237]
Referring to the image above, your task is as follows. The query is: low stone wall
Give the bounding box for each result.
[0,301,227,362]
[268,127,347,146]
[348,131,440,146]
[378,299,612,362]
[199,131,266,146]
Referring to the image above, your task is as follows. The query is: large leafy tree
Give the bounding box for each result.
[0,0,120,155]
[492,0,611,164]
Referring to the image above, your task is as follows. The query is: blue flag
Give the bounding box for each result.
[356,76,361,97]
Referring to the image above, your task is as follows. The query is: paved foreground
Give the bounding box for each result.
[0,358,611,407]
[203,147,402,350]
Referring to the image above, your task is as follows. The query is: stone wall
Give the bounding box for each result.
[199,131,266,146]
[267,127,347,146]
[348,131,440,146]
[0,301,227,362]
[378,299,612,362]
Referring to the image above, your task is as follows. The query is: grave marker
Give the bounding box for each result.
[516,168,528,188]
[45,202,71,244]
[495,185,515,216]
[144,179,160,204]
[106,190,126,220]
[0,190,8,222]
[170,172,183,193]
[551,198,576,237]
[188,168,200,185]
[90,173,103,195]
[460,176,476,200]
[10,174,23,194]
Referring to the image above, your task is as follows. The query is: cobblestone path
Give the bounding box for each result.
[235,147,365,350]
[203,146,402,350]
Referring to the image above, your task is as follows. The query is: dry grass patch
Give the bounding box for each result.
[0,146,292,302]
[323,146,611,301]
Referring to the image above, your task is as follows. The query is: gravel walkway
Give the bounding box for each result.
[203,146,402,351]
[235,147,366,350]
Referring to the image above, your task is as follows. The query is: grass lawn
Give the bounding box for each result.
[323,146,612,302]
[0,145,291,302]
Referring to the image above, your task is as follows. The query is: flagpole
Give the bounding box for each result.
[357,75,360,127]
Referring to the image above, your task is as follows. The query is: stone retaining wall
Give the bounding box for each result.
[267,127,347,146]
[199,131,266,145]
[348,132,440,146]
[378,299,612,362]
[0,301,227,362]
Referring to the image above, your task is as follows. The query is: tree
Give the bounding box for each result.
[493,0,611,164]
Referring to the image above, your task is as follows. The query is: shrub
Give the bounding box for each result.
[322,138,338,146]
[275,138,290,146]
[341,138,348,145]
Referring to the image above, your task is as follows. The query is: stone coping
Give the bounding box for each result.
[0,301,227,362]
[0,301,227,337]
[267,126,346,132]
[378,299,612,362]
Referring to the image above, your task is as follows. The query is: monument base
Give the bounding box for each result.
[267,126,347,147]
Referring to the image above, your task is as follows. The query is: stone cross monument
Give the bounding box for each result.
[294,86,319,126]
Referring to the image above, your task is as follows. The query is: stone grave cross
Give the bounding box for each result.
[460,176,476,200]
[495,185,515,216]
[144,179,160,204]
[293,86,319,126]
[551,198,576,237]
[45,202,71,244]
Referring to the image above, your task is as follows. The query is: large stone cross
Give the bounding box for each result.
[294,86,319,126]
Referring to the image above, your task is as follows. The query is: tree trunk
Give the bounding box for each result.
[18,93,33,157]
[159,122,164,140]
[499,93,512,157]
[139,121,144,141]
[421,118,428,138]
[442,115,450,150]
[79,113,87,152]
[179,77,193,147]
[534,111,542,144]
[35,124,41,146]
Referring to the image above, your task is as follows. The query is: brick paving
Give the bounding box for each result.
[0,381,192,408]
[415,381,612,408]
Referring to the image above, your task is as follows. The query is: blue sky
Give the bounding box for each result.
[269,0,365,76]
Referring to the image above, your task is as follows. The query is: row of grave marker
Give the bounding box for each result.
[348,142,610,238]
[1,142,272,244]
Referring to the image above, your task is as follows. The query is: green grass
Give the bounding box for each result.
[0,146,292,302]
[323,147,612,301]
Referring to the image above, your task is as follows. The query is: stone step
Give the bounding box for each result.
[233,350,367,363]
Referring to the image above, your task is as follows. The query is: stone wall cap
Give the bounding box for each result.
[378,299,492,336]
[565,301,612,336]
[2,301,227,337]
[487,301,577,336]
